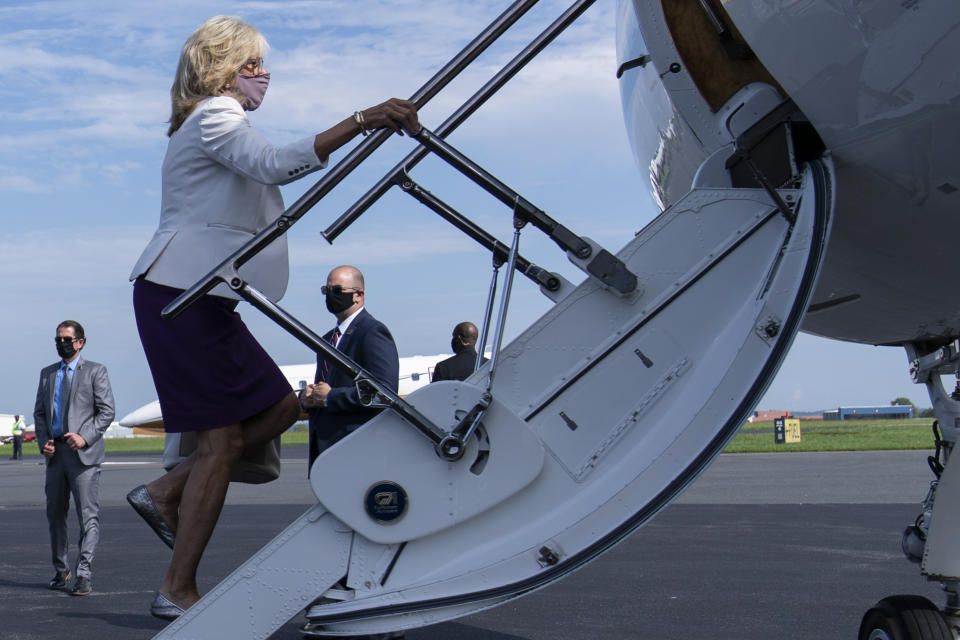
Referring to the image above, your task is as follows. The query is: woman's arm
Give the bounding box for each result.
[313,98,420,160]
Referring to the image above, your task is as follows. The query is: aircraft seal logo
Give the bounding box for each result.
[365,481,408,524]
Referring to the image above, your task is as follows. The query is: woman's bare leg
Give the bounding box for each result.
[241,392,301,448]
[160,423,243,607]
[157,393,301,607]
[144,392,300,534]
[144,454,194,533]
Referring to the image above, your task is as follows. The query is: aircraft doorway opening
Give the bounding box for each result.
[660,0,785,112]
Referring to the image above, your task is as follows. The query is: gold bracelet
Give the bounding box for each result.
[353,111,369,136]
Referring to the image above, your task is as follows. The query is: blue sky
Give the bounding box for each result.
[0,0,929,420]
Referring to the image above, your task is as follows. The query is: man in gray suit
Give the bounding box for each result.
[33,320,115,596]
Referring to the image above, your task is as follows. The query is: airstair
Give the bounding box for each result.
[152,0,833,636]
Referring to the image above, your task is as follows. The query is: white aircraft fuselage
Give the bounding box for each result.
[618,2,960,634]
[617,0,959,346]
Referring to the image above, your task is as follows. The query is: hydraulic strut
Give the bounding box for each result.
[439,214,525,460]
[396,172,561,293]
[412,127,638,295]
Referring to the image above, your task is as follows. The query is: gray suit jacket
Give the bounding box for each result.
[33,355,115,466]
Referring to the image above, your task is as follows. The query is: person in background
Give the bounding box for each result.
[10,414,25,460]
[298,265,403,639]
[124,15,418,622]
[431,321,487,382]
[301,265,400,466]
[33,320,115,596]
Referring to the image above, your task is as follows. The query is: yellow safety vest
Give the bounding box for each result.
[12,419,23,436]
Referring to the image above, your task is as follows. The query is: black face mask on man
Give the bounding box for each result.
[324,289,355,315]
[56,338,77,360]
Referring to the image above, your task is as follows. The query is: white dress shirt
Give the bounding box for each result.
[335,306,365,342]
[130,96,327,300]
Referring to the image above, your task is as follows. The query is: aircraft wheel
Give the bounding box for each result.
[858,595,952,640]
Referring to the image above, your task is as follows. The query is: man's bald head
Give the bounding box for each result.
[327,265,364,290]
[451,321,479,353]
[325,265,365,322]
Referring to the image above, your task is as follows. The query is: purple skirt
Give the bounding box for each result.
[133,278,292,433]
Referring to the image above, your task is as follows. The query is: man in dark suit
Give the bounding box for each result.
[33,320,115,596]
[301,265,399,467]
[301,266,403,639]
[431,322,486,382]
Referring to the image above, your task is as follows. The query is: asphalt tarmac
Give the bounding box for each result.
[0,448,946,639]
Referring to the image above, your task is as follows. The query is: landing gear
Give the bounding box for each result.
[858,342,960,640]
[858,596,952,640]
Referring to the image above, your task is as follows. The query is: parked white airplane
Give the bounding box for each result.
[118,356,451,433]
[149,2,960,639]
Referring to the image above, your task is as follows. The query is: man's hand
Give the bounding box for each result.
[300,383,331,409]
[64,433,86,451]
[42,441,55,459]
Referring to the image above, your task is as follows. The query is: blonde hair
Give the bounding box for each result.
[167,15,268,136]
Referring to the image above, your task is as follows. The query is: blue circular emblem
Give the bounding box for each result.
[365,481,408,524]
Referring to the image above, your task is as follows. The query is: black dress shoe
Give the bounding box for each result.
[70,576,92,596]
[49,570,72,590]
[126,485,176,549]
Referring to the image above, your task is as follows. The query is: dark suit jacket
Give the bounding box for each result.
[432,348,485,382]
[307,308,399,465]
[33,355,115,466]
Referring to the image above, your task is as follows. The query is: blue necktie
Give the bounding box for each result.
[52,364,71,437]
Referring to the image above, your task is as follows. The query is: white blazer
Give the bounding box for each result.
[130,96,327,301]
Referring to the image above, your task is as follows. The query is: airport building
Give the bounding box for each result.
[748,409,823,422]
[822,405,914,421]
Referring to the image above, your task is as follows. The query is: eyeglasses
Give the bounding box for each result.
[54,336,77,344]
[240,57,264,74]
[321,285,362,296]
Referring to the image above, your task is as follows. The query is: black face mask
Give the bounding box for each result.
[325,290,355,315]
[56,341,77,360]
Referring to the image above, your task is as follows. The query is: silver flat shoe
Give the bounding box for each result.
[127,485,176,549]
[150,591,184,621]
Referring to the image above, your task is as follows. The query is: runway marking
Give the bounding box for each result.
[103,461,158,466]
[41,589,156,597]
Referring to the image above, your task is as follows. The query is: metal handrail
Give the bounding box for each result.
[162,0,546,322]
[322,0,598,244]
[159,0,602,459]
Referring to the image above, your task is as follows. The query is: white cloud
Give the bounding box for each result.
[0,225,154,284]
[289,223,483,267]
[0,173,51,194]
[0,0,624,200]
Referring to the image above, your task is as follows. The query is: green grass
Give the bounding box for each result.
[725,418,937,453]
[0,428,311,458]
[0,418,936,457]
